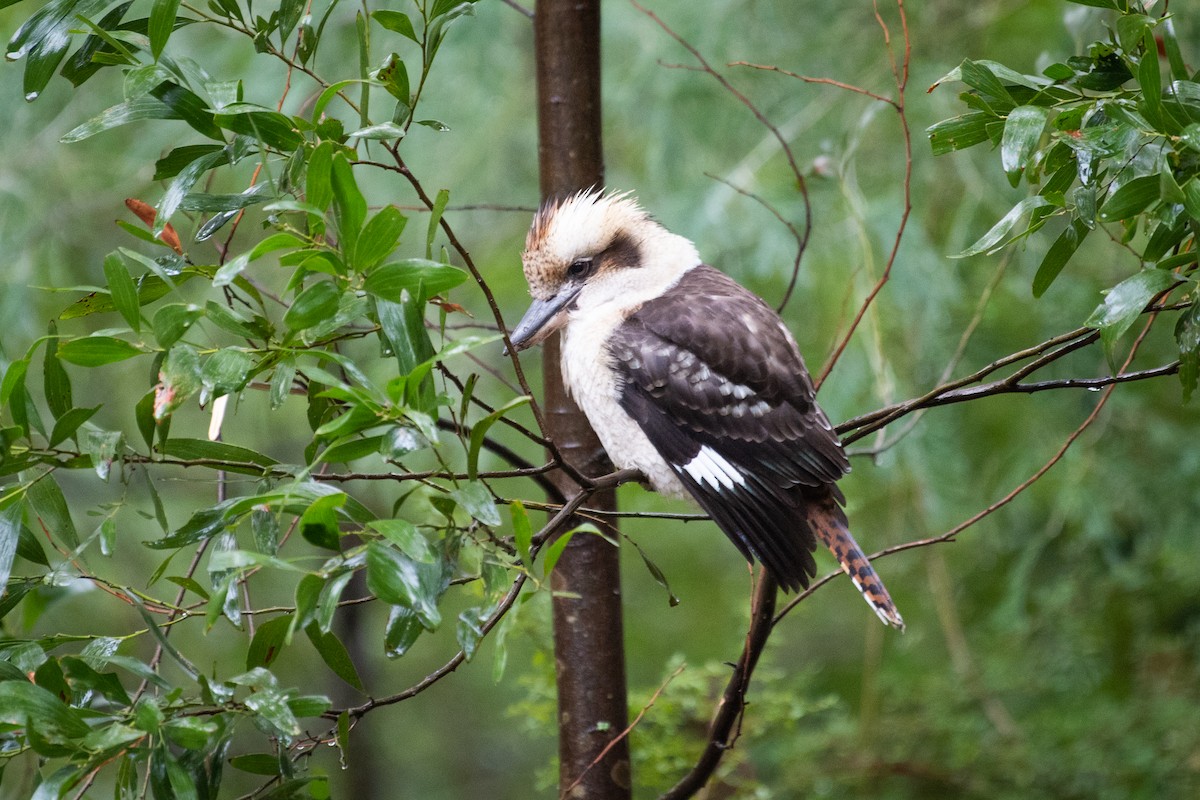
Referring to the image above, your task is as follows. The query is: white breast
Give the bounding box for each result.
[560,312,688,499]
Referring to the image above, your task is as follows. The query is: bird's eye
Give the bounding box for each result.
[567,258,593,279]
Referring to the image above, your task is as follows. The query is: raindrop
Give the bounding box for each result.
[24,91,39,102]
[1087,386,1101,392]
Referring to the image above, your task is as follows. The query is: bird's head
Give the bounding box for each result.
[508,189,700,351]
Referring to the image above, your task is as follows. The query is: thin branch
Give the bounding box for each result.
[816,0,912,387]
[562,662,687,800]
[659,573,777,800]
[630,0,814,313]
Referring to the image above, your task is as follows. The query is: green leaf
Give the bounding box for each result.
[43,325,72,419]
[103,252,141,332]
[299,492,344,550]
[366,541,443,629]
[1032,220,1088,297]
[541,527,579,578]
[1175,299,1200,401]
[47,405,100,447]
[161,438,278,468]
[1087,269,1180,358]
[149,0,182,60]
[60,95,177,142]
[164,717,217,750]
[245,688,302,738]
[1000,105,1048,182]
[246,614,291,669]
[384,604,423,658]
[367,518,432,562]
[201,347,253,398]
[449,480,501,526]
[0,503,21,589]
[306,141,334,212]
[510,500,532,570]
[152,303,203,348]
[956,196,1054,258]
[467,396,531,479]
[156,148,227,235]
[331,154,366,267]
[26,471,78,547]
[1098,174,1161,222]
[149,82,224,141]
[8,0,113,102]
[57,336,144,366]
[346,122,407,141]
[305,624,364,691]
[927,112,994,156]
[285,281,341,331]
[426,189,450,259]
[154,144,227,181]
[373,9,418,42]
[363,259,468,301]
[213,107,302,150]
[0,680,90,742]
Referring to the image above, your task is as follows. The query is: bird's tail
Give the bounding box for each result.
[808,497,905,630]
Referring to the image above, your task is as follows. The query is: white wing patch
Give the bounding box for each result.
[681,445,745,489]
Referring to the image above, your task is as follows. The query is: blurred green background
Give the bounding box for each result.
[2,0,1198,798]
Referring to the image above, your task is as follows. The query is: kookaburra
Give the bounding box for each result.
[509,190,903,629]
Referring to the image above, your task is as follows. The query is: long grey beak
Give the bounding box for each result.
[506,286,582,354]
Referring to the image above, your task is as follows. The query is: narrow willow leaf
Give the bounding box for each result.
[149,0,182,60]
[57,336,144,366]
[363,260,468,301]
[1098,174,1161,222]
[25,471,78,547]
[200,347,253,399]
[510,500,532,570]
[330,154,366,267]
[367,541,443,630]
[306,140,333,212]
[384,604,423,658]
[155,149,227,235]
[103,252,141,332]
[212,108,302,150]
[927,112,993,156]
[346,122,407,141]
[0,503,21,589]
[151,303,203,349]
[1086,269,1179,359]
[356,207,407,274]
[373,9,418,42]
[42,324,71,419]
[161,438,278,467]
[1000,105,1048,180]
[467,396,530,479]
[47,405,100,448]
[246,615,291,669]
[299,492,344,550]
[305,624,365,690]
[1032,219,1088,297]
[284,281,341,331]
[426,189,450,259]
[449,480,501,526]
[955,196,1054,257]
[0,681,91,742]
[367,518,432,562]
[1175,299,1200,401]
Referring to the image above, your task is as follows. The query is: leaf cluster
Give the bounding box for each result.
[0,1,573,797]
[929,1,1200,395]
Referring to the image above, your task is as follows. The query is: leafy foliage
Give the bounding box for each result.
[929,1,1200,391]
[0,0,570,796]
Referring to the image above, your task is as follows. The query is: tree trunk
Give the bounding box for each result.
[534,1,632,797]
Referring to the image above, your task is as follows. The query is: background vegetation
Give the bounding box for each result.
[0,0,1198,798]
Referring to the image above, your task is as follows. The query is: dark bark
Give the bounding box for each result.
[534,1,632,797]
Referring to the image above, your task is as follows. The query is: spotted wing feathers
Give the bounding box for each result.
[610,266,902,627]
